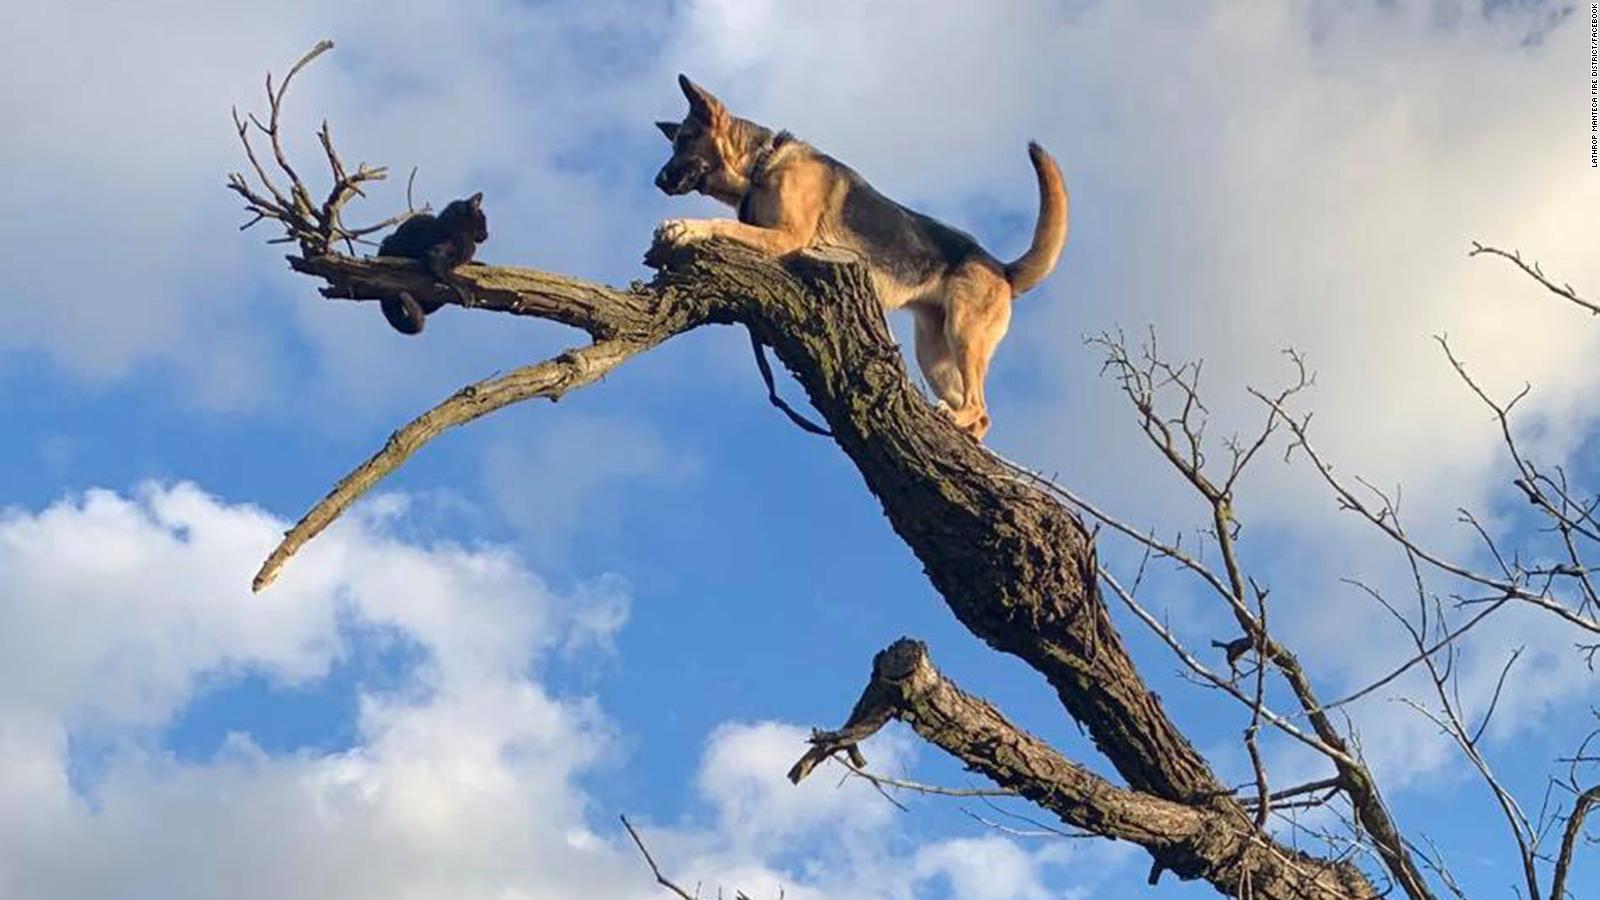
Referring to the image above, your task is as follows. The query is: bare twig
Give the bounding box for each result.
[226,40,421,256]
[961,806,1093,839]
[1323,585,1511,715]
[1437,335,1600,545]
[963,796,1094,839]
[621,816,698,900]
[1246,777,1343,808]
[1254,389,1600,635]
[749,331,832,437]
[1095,566,1355,765]
[1471,242,1600,317]
[1469,646,1523,748]
[1246,579,1272,827]
[1388,549,1541,899]
[828,754,1016,800]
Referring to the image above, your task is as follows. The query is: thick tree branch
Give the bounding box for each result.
[288,254,675,341]
[790,640,1379,899]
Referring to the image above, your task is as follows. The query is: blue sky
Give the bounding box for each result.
[2,0,1599,897]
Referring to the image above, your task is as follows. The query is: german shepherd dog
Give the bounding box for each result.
[653,75,1068,440]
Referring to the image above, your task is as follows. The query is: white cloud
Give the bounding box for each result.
[913,836,1073,900]
[0,485,336,731]
[0,483,644,899]
[0,484,1120,899]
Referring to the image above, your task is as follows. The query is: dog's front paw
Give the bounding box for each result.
[645,220,707,269]
[654,219,706,246]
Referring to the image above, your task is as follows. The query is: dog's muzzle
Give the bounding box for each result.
[655,160,706,196]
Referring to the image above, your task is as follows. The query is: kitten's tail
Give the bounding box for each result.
[381,292,428,335]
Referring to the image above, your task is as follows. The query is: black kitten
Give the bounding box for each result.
[375,192,489,335]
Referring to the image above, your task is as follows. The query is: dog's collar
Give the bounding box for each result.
[748,130,794,180]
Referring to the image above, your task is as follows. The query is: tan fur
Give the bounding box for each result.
[656,78,1068,440]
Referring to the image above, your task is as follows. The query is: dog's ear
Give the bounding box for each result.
[655,120,680,142]
[678,74,725,126]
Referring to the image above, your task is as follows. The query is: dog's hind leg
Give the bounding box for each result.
[943,270,1013,440]
[912,304,965,411]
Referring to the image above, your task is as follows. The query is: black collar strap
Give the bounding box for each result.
[748,130,794,180]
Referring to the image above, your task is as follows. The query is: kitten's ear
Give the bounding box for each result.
[655,120,680,142]
[468,191,483,208]
[677,74,725,126]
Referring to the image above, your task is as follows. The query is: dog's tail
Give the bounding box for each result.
[1003,142,1069,295]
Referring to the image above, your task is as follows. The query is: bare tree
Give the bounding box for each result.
[230,45,1596,899]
